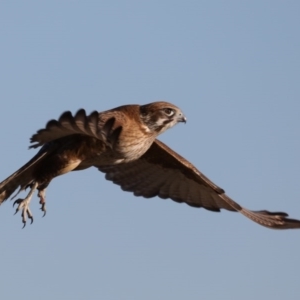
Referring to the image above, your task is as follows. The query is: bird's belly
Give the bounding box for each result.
[80,138,154,168]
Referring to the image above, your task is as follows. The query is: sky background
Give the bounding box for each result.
[0,1,300,299]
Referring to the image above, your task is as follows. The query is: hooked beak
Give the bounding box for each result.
[178,114,187,124]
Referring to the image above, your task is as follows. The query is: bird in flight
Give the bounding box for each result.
[0,101,299,229]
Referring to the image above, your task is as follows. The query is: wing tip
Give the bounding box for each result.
[241,208,300,230]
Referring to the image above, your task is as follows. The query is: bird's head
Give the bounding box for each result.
[139,101,186,135]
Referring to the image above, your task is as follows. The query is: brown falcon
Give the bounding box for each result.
[0,101,299,229]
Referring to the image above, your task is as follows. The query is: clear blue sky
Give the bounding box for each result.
[0,1,299,299]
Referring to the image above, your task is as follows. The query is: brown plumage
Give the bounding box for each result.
[0,101,299,229]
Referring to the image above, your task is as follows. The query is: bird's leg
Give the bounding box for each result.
[38,188,47,217]
[13,182,38,228]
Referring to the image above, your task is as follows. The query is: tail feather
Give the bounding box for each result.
[0,149,48,204]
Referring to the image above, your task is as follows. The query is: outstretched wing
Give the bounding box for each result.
[30,109,123,149]
[30,109,101,148]
[97,139,300,229]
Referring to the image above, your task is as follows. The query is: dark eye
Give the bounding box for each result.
[163,108,174,117]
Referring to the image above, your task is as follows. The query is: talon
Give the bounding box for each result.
[40,202,47,217]
[38,190,47,217]
[27,208,34,224]
[13,198,23,208]
[13,198,24,214]
[21,209,27,224]
[22,222,26,229]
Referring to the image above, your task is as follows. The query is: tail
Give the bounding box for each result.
[0,148,48,204]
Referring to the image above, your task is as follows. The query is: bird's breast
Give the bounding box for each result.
[113,132,155,162]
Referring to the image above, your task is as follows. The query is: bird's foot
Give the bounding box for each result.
[13,182,38,228]
[13,197,34,228]
[38,189,47,217]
